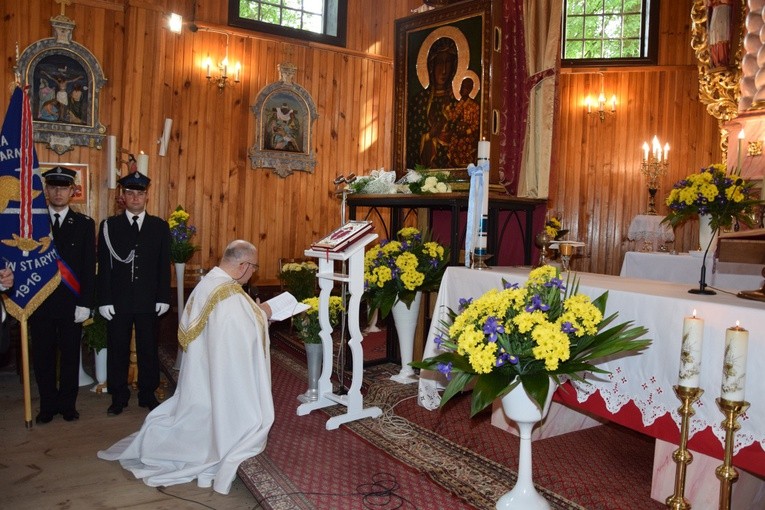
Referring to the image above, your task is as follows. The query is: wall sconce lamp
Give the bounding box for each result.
[584,72,616,121]
[167,13,241,91]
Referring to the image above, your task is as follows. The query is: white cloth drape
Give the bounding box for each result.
[518,0,563,198]
[98,267,274,494]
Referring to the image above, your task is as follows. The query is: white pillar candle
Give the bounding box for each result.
[477,140,490,252]
[678,311,703,388]
[721,322,748,402]
[107,135,117,189]
[136,152,149,177]
[478,140,490,160]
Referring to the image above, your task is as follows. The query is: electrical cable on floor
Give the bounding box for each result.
[253,472,418,509]
[368,394,418,441]
[156,486,218,509]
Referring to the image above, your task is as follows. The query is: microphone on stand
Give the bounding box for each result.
[689,177,745,295]
[688,227,717,295]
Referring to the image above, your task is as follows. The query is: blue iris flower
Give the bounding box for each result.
[503,281,519,290]
[525,294,550,312]
[561,321,577,334]
[458,297,473,311]
[544,277,566,291]
[436,362,453,381]
[482,316,504,342]
[434,333,446,349]
[496,352,519,367]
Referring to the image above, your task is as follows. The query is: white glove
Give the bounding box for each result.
[155,303,170,316]
[99,305,115,321]
[74,306,90,323]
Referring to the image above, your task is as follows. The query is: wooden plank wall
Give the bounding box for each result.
[553,0,722,275]
[1,0,420,286]
[1,0,727,283]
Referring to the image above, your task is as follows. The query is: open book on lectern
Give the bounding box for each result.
[311,220,374,252]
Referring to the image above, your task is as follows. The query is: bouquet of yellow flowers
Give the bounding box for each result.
[663,164,759,231]
[278,261,319,302]
[168,205,198,263]
[294,296,345,344]
[364,227,449,318]
[544,215,568,240]
[413,266,650,415]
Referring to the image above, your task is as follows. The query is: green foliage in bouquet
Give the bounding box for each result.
[294,296,345,344]
[412,266,651,416]
[83,312,108,353]
[278,261,319,302]
[363,228,449,319]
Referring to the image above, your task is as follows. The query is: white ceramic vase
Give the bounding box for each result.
[297,342,323,403]
[698,214,718,254]
[93,348,107,392]
[495,378,556,510]
[78,344,94,386]
[173,262,185,370]
[390,291,422,384]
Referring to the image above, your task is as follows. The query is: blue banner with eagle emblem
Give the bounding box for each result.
[0,87,60,320]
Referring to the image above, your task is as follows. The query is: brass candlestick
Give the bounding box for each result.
[666,385,704,510]
[715,398,750,510]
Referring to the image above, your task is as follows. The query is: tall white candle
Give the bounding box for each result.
[136,152,149,177]
[478,140,490,160]
[721,322,748,401]
[477,140,490,252]
[107,135,117,189]
[737,130,745,175]
[678,311,703,388]
[642,142,649,162]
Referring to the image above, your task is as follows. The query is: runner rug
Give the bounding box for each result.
[159,338,583,510]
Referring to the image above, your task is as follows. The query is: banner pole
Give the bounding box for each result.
[20,317,32,428]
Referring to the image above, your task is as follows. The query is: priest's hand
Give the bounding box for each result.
[155,303,170,316]
[99,305,115,320]
[74,306,90,323]
[257,302,272,320]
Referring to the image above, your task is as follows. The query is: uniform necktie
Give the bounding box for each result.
[132,215,140,234]
[52,213,61,237]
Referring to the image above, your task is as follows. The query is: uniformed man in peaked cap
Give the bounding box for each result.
[97,171,170,416]
[30,166,96,423]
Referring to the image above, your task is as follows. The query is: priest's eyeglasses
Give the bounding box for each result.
[242,261,259,271]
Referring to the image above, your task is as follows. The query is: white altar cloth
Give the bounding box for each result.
[627,214,674,251]
[418,266,765,458]
[620,251,764,291]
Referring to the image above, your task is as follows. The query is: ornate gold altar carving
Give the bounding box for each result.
[690,0,747,160]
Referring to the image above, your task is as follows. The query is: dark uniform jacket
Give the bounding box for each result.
[97,213,171,314]
[35,210,96,317]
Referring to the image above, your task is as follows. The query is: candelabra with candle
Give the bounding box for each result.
[715,322,749,510]
[666,385,704,510]
[640,136,669,215]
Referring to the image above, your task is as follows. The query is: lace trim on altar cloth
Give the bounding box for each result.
[418,371,762,455]
[570,378,762,455]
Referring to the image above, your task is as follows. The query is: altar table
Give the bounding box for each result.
[347,193,545,266]
[620,251,764,292]
[417,266,765,478]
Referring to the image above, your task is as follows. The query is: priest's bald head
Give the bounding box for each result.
[220,240,259,285]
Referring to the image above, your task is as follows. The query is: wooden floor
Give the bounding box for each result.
[0,356,261,510]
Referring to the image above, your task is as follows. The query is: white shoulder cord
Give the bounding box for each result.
[102,219,135,269]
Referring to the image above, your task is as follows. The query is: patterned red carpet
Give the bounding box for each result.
[160,329,665,510]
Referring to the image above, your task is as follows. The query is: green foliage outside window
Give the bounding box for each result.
[237,0,325,35]
[563,0,648,61]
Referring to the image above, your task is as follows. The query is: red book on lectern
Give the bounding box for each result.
[311,220,374,252]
